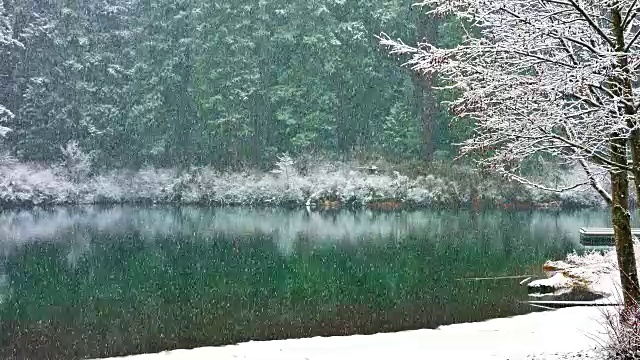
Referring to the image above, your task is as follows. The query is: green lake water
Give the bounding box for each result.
[0,206,617,359]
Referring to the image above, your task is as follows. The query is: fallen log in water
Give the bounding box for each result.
[455,275,533,281]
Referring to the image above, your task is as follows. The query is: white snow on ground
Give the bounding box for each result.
[528,273,572,290]
[543,247,635,302]
[95,306,608,360]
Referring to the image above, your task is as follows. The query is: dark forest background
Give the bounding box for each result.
[0,0,469,170]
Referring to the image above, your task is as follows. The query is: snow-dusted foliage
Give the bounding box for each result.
[0,164,75,206]
[0,106,13,137]
[86,167,178,204]
[0,160,603,209]
[60,140,93,181]
[379,0,640,198]
[0,2,19,139]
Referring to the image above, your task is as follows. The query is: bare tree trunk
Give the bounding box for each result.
[629,130,640,207]
[413,74,437,161]
[610,136,640,307]
[610,6,640,307]
[610,6,640,209]
[413,12,439,162]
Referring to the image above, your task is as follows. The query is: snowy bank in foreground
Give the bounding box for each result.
[93,306,606,360]
[0,161,604,209]
[541,248,632,301]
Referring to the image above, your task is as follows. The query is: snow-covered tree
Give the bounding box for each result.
[0,1,21,139]
[380,1,640,307]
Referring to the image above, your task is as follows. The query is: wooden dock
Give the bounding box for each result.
[579,227,640,246]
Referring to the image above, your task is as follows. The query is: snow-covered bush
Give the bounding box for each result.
[84,173,126,203]
[60,140,92,182]
[0,159,606,209]
[600,289,640,359]
[86,168,176,204]
[272,153,296,188]
[0,152,18,167]
[0,163,77,206]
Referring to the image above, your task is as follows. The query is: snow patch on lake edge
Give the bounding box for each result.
[93,307,607,360]
[0,162,604,209]
[542,248,628,302]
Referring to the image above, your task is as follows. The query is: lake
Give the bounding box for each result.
[0,206,617,359]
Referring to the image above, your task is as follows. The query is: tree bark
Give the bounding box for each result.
[609,6,640,208]
[610,135,640,308]
[629,130,640,208]
[413,11,439,162]
[610,6,640,307]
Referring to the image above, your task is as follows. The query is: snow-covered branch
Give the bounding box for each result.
[380,0,640,201]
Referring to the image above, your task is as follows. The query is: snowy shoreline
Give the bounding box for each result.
[0,161,604,210]
[538,248,627,303]
[90,245,625,360]
[92,306,607,360]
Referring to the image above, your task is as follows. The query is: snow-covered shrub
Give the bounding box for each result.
[86,172,126,203]
[124,168,175,202]
[85,168,176,204]
[0,152,18,167]
[0,158,606,209]
[0,163,77,206]
[60,140,93,182]
[600,291,640,359]
[405,187,435,206]
[272,153,296,188]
